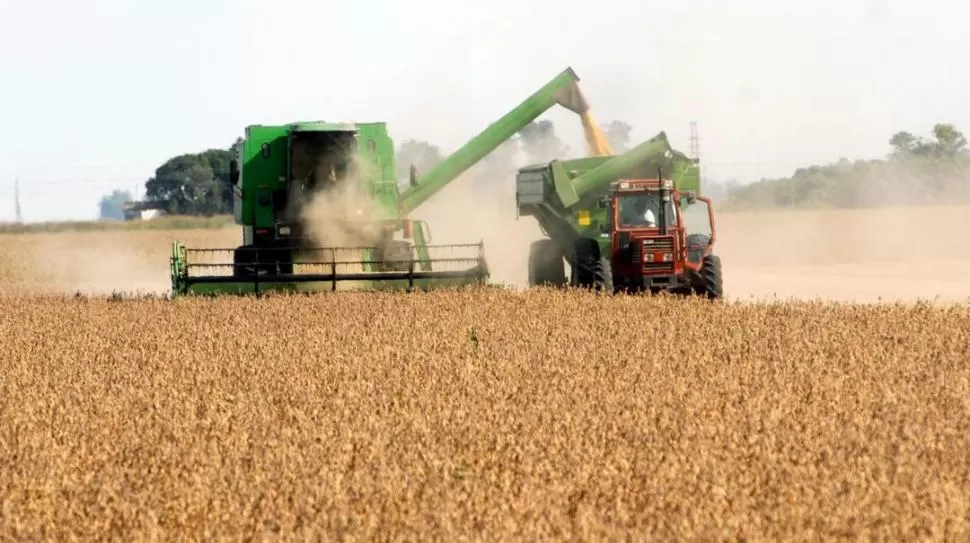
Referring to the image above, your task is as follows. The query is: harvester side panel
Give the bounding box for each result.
[239,125,290,228]
[354,122,400,220]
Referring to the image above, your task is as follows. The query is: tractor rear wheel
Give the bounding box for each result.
[528,239,566,287]
[593,256,613,294]
[695,254,724,299]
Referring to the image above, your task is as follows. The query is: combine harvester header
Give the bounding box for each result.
[170,67,615,296]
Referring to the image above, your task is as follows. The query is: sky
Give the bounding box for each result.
[0,0,966,222]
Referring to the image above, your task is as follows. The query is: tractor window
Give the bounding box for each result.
[617,193,676,229]
[681,200,712,237]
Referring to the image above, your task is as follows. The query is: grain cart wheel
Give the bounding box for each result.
[528,239,566,287]
[696,254,724,299]
[570,238,599,288]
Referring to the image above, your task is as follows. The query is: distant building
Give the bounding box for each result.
[122,200,167,221]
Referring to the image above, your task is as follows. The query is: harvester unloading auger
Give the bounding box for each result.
[170,67,611,295]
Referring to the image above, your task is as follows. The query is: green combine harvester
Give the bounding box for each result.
[515,131,724,298]
[170,67,601,295]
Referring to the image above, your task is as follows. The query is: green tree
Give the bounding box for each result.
[889,131,920,155]
[931,123,967,157]
[725,122,970,211]
[144,148,233,215]
[98,189,133,220]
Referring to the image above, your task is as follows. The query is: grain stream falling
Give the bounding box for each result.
[1,288,969,540]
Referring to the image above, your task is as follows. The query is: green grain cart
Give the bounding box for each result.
[515,131,723,297]
[170,67,600,295]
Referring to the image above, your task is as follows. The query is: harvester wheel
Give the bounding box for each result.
[528,239,566,287]
[375,240,414,272]
[233,245,259,278]
[695,254,724,299]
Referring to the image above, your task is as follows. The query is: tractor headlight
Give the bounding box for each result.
[644,253,654,262]
[278,225,291,236]
[662,253,673,262]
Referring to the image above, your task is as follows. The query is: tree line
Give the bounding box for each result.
[720,123,970,210]
[101,120,966,218]
[99,121,634,218]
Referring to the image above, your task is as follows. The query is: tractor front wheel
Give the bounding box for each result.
[694,254,724,299]
[571,238,612,294]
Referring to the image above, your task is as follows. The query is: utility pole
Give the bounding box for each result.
[14,177,23,223]
[689,121,701,161]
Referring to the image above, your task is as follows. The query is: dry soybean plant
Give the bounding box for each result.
[0,288,969,540]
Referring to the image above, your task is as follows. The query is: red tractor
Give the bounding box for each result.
[589,178,723,298]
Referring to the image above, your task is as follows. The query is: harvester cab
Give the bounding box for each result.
[604,178,722,297]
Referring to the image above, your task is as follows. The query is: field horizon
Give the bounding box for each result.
[2,201,969,304]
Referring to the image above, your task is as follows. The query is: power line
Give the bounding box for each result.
[14,177,23,224]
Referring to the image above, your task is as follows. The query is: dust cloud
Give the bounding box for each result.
[410,175,543,287]
[407,121,577,288]
[716,204,970,304]
[296,163,382,252]
[7,232,174,296]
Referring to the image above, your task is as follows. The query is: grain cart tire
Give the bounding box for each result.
[593,256,614,294]
[696,254,724,299]
[571,238,600,288]
[528,239,566,287]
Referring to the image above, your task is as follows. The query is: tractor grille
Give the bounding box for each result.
[645,262,675,274]
[641,236,675,274]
